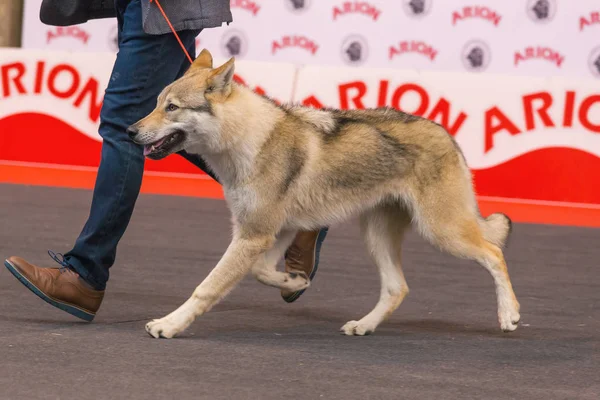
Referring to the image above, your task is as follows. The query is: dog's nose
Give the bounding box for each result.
[126,126,138,139]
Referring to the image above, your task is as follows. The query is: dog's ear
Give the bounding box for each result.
[207,57,235,96]
[187,49,213,74]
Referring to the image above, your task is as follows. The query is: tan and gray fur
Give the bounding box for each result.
[128,50,520,339]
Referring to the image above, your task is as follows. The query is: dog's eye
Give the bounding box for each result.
[166,104,179,112]
[206,86,215,93]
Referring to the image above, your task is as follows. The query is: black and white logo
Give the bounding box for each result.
[402,0,431,18]
[107,24,118,53]
[588,46,600,78]
[461,40,491,72]
[341,35,369,66]
[526,0,556,23]
[285,0,311,13]
[221,30,248,58]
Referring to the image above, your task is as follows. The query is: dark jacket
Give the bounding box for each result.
[141,0,232,34]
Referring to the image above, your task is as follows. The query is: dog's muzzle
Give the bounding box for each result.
[127,126,138,140]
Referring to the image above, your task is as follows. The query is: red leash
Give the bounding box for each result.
[149,0,194,64]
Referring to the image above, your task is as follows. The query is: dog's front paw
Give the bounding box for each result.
[498,299,521,333]
[145,317,182,339]
[340,320,375,336]
[499,309,521,332]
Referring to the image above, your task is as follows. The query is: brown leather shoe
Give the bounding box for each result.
[4,256,104,322]
[282,228,328,303]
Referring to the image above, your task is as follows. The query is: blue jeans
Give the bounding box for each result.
[63,0,216,290]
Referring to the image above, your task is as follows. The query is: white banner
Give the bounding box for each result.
[21,0,600,79]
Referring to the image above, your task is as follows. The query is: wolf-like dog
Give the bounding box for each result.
[128,50,521,339]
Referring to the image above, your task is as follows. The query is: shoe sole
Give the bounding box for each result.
[282,228,329,303]
[4,259,95,322]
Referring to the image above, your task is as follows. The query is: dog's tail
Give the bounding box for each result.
[479,213,512,248]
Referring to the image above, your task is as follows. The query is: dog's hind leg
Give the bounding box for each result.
[406,170,520,332]
[251,229,310,293]
[340,203,411,336]
[145,232,277,339]
[422,216,519,332]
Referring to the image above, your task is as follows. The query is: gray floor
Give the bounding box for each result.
[0,184,598,400]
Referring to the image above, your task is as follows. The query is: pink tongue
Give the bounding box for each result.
[143,136,168,156]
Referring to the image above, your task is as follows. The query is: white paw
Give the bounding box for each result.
[145,317,184,339]
[340,320,376,336]
[282,271,310,292]
[498,308,521,332]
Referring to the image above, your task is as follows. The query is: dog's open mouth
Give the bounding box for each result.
[143,131,185,159]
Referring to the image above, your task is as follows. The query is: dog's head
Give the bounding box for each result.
[408,0,425,14]
[127,49,235,160]
[345,42,362,62]
[466,47,484,68]
[225,36,242,56]
[531,0,549,19]
[289,0,305,10]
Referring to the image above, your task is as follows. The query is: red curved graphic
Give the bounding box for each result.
[0,113,208,175]
[472,147,600,204]
[1,113,599,204]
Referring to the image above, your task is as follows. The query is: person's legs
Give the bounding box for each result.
[3,0,210,321]
[63,0,202,290]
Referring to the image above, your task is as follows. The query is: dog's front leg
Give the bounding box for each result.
[145,234,275,339]
[251,230,310,292]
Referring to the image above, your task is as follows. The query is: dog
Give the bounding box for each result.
[466,46,484,69]
[531,0,550,20]
[345,41,363,63]
[408,0,425,15]
[127,49,521,339]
